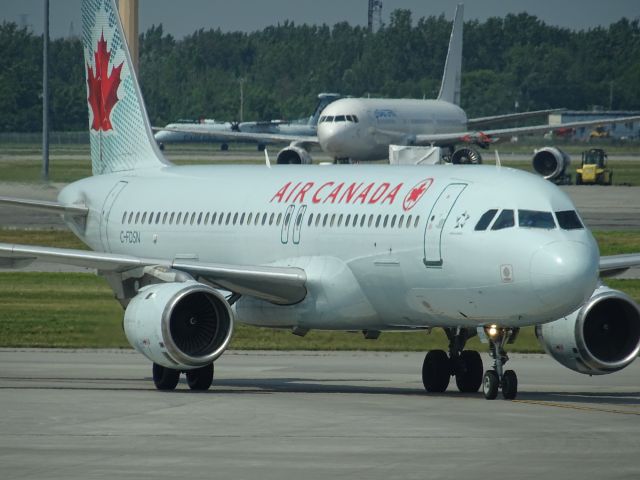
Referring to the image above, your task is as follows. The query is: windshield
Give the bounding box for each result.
[518,210,556,229]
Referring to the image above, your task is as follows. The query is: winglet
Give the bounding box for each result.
[437,3,463,105]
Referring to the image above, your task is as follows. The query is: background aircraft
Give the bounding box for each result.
[1,0,640,401]
[153,93,341,151]
[166,4,638,164]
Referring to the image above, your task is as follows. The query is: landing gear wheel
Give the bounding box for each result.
[186,363,214,391]
[422,350,451,393]
[152,363,180,391]
[501,369,518,400]
[455,350,483,393]
[220,143,229,151]
[482,370,499,400]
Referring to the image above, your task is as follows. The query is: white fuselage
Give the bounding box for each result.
[59,164,599,332]
[317,98,468,161]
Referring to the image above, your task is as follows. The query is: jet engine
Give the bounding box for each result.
[451,147,482,164]
[277,146,312,164]
[535,285,640,375]
[124,281,234,370]
[532,147,571,184]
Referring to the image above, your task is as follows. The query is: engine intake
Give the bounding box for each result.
[451,147,482,164]
[124,281,234,369]
[536,285,640,375]
[277,145,312,164]
[532,147,571,183]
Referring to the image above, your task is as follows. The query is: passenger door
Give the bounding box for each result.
[423,183,466,267]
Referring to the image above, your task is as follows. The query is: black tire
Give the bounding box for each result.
[501,369,518,400]
[152,363,180,391]
[482,370,499,400]
[220,143,229,151]
[455,350,483,393]
[186,363,214,391]
[576,173,582,185]
[422,350,451,393]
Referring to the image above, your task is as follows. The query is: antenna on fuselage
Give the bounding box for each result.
[265,149,272,168]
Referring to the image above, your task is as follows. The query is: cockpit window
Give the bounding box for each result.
[324,116,334,122]
[518,210,556,229]
[491,209,514,230]
[475,209,498,231]
[335,115,346,122]
[555,210,584,230]
[352,115,359,123]
[319,116,326,123]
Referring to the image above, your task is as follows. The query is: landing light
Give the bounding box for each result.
[486,324,498,338]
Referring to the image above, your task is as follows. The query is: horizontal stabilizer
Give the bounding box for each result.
[0,196,88,216]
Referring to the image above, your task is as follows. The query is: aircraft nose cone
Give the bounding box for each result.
[530,241,598,309]
[318,124,349,155]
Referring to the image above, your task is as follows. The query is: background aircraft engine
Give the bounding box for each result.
[276,146,312,164]
[451,147,482,164]
[124,281,234,370]
[532,147,571,181]
[535,285,640,375]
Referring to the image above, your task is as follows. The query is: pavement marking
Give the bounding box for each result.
[514,399,640,416]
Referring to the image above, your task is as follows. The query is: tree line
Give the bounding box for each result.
[1,10,639,132]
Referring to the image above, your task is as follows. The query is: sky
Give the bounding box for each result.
[2,0,639,39]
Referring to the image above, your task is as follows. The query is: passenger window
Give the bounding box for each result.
[556,210,584,230]
[262,213,267,226]
[226,213,231,225]
[337,214,343,227]
[391,215,397,228]
[353,214,358,227]
[169,212,175,225]
[368,215,373,227]
[211,212,217,225]
[375,215,381,228]
[141,212,147,224]
[121,211,127,224]
[345,214,351,226]
[269,213,275,225]
[128,212,134,224]
[518,210,555,229]
[135,212,140,224]
[383,215,388,228]
[233,213,238,225]
[399,215,404,228]
[163,212,168,224]
[197,212,202,225]
[219,212,224,225]
[475,209,498,231]
[360,215,365,227]
[296,212,303,226]
[247,213,252,225]
[183,212,189,225]
[492,209,515,230]
[308,213,314,227]
[190,212,196,225]
[285,211,291,226]
[330,214,336,227]
[276,213,282,226]
[240,213,246,225]
[406,215,412,228]
[156,212,161,224]
[414,216,420,228]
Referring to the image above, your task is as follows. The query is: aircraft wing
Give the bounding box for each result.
[155,126,319,147]
[467,109,565,129]
[0,243,307,305]
[0,196,88,216]
[413,115,640,147]
[599,254,640,278]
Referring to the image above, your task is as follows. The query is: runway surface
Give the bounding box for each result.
[0,349,638,479]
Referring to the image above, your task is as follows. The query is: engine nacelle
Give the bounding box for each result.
[451,147,482,164]
[536,285,640,375]
[124,281,234,370]
[276,146,312,164]
[532,147,571,182]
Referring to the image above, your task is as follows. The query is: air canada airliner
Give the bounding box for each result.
[1,0,639,400]
[164,4,639,165]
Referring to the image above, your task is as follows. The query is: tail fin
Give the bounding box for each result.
[437,3,463,106]
[82,0,168,175]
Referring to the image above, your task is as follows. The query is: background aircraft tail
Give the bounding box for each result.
[82,0,168,175]
[437,3,463,106]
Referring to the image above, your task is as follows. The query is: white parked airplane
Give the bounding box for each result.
[173,4,639,164]
[1,0,640,400]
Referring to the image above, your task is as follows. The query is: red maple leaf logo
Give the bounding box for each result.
[87,32,124,131]
[402,178,433,211]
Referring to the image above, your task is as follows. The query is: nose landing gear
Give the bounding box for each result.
[482,326,519,400]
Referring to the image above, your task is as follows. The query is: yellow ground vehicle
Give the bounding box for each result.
[575,148,613,185]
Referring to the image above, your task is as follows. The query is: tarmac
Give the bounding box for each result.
[0,349,638,480]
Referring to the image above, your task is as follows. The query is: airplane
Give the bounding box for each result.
[153,93,341,152]
[165,4,639,165]
[1,0,640,400]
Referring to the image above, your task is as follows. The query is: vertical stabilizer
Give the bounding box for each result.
[437,4,463,106]
[82,0,169,175]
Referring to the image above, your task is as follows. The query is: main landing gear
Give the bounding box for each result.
[482,326,519,400]
[421,328,483,394]
[152,363,214,391]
